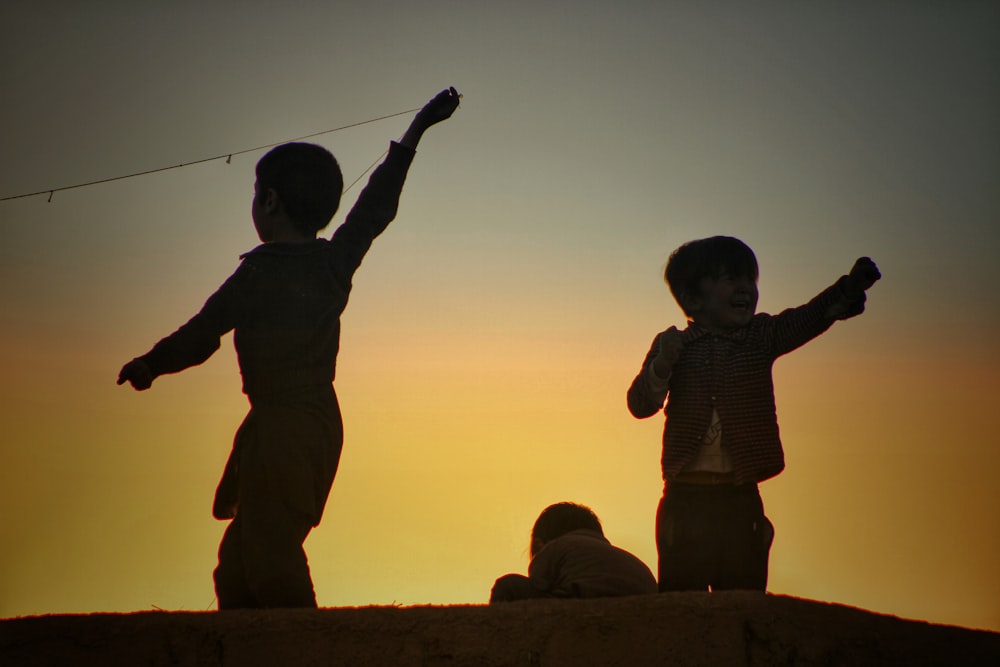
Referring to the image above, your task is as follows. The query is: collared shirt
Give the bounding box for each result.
[135,142,417,526]
[628,279,866,485]
[140,141,416,402]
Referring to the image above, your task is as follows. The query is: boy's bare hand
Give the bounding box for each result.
[846,257,881,297]
[117,358,153,390]
[652,326,684,379]
[415,87,461,128]
[399,87,460,149]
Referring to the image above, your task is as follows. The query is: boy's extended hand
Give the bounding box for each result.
[845,257,881,298]
[117,358,153,390]
[415,87,461,129]
[652,326,684,379]
[399,87,460,149]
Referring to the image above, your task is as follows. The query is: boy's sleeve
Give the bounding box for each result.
[765,277,867,357]
[825,276,868,320]
[527,543,564,595]
[137,267,245,379]
[328,141,417,284]
[627,334,670,419]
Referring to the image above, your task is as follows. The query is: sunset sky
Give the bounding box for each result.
[2,2,998,632]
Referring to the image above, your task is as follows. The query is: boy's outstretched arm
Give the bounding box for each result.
[117,358,153,390]
[842,257,881,299]
[399,87,461,150]
[821,256,881,322]
[328,86,460,280]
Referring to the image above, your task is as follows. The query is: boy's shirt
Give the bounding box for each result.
[628,279,865,485]
[138,142,416,401]
[131,142,416,525]
[528,529,657,598]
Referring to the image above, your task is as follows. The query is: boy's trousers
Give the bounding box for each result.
[214,498,316,609]
[211,387,342,609]
[656,481,774,592]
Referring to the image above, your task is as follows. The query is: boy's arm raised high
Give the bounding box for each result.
[329,87,460,282]
[399,87,461,150]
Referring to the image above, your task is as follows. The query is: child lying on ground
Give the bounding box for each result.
[490,502,657,602]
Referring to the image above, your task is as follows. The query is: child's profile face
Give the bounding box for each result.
[688,271,758,333]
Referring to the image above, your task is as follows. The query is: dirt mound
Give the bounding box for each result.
[3,592,998,666]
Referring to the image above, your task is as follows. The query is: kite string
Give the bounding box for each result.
[0,106,421,203]
[344,149,390,195]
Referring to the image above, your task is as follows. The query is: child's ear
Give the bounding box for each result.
[263,188,281,213]
[680,290,701,314]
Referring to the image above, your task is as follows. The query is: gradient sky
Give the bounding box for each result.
[2,1,998,632]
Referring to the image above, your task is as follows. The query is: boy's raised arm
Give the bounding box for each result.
[842,257,881,300]
[627,327,683,418]
[816,256,881,323]
[399,87,461,150]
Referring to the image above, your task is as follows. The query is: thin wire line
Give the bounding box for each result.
[344,149,389,194]
[0,106,420,203]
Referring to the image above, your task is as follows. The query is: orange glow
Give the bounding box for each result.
[2,1,998,636]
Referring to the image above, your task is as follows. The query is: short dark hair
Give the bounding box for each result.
[664,236,759,317]
[530,502,603,557]
[255,142,343,236]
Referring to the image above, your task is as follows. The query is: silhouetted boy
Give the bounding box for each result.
[490,502,657,602]
[627,236,880,592]
[117,88,460,609]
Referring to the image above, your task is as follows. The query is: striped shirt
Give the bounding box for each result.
[628,278,865,485]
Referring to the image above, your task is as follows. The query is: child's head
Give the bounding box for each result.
[530,502,603,558]
[254,142,344,238]
[664,236,759,329]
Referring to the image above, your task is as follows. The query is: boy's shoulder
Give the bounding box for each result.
[239,239,330,260]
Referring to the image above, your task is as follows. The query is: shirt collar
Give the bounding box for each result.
[682,321,750,343]
[239,239,328,259]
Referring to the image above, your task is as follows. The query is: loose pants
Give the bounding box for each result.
[656,481,773,592]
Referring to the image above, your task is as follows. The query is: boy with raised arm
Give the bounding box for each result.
[118,88,460,608]
[627,236,880,592]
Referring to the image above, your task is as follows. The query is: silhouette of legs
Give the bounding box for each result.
[214,497,316,609]
[656,482,773,592]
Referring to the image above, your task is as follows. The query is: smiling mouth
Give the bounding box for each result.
[730,301,755,315]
